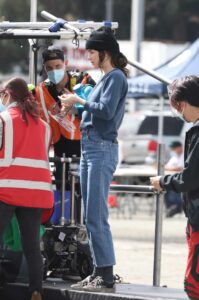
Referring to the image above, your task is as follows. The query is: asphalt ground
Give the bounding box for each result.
[109,206,187,290]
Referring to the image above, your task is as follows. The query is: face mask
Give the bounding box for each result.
[171,106,188,122]
[0,99,6,112]
[0,93,10,111]
[171,107,184,121]
[47,69,65,84]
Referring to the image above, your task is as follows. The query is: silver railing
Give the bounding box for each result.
[109,144,165,287]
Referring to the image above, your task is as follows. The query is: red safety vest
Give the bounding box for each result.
[0,105,54,210]
[35,82,81,143]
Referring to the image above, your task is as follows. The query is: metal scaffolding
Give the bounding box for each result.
[0,10,171,87]
[0,11,118,84]
[0,11,118,39]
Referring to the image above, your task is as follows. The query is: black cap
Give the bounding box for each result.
[42,47,64,63]
[86,26,120,53]
[169,141,182,148]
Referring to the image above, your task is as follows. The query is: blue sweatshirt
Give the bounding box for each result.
[80,68,128,141]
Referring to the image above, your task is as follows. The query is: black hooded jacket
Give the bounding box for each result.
[160,119,199,230]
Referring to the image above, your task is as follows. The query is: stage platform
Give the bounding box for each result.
[0,278,188,300]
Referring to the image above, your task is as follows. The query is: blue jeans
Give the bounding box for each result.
[80,128,118,267]
[164,190,182,208]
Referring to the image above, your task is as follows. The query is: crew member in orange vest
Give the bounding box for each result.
[35,46,95,189]
[0,77,53,300]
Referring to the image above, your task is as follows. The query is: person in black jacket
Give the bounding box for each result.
[150,75,199,300]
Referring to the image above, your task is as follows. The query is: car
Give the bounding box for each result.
[118,110,191,165]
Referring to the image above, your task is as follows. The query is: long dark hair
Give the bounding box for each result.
[99,51,129,77]
[0,77,40,125]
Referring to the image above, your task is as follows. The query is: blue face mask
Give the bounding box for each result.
[0,99,6,112]
[47,69,65,84]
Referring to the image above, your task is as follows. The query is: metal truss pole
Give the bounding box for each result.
[29,0,37,85]
[106,0,113,21]
[0,21,118,30]
[131,0,145,75]
[128,60,171,85]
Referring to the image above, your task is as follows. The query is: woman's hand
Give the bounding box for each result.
[150,176,163,192]
[59,93,86,107]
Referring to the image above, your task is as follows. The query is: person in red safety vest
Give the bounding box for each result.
[0,77,53,300]
[35,46,95,190]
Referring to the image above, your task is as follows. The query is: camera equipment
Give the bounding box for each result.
[0,157,93,284]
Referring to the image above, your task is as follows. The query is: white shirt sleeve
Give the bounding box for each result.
[165,153,184,169]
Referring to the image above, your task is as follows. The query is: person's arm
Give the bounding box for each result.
[165,158,183,172]
[59,94,86,107]
[165,166,183,172]
[60,72,126,120]
[78,72,96,87]
[151,134,199,193]
[165,153,184,172]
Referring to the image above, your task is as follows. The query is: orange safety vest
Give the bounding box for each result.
[35,82,81,143]
[0,106,54,210]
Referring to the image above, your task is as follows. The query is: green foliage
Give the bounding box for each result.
[0,0,30,74]
[40,0,105,22]
[145,0,199,42]
[0,0,29,21]
[0,40,29,74]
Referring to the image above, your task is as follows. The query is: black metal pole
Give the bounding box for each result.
[70,172,76,225]
[110,184,155,194]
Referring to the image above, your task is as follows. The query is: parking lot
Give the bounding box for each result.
[110,210,187,290]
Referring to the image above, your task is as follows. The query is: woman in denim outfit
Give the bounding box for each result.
[60,26,128,291]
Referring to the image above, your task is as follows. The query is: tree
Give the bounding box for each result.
[145,0,199,42]
[0,0,30,74]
